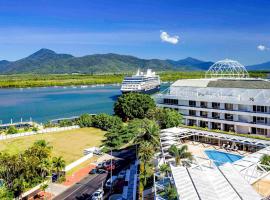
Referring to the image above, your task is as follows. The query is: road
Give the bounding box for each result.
[53,147,136,200]
[53,173,108,200]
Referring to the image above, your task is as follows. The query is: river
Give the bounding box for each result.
[0,84,169,124]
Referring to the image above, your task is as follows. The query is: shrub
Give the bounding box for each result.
[7,126,18,134]
[76,114,92,127]
[92,113,122,131]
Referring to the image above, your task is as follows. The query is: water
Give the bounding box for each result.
[204,150,243,166]
[0,84,169,123]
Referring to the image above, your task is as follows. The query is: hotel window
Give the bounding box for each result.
[253,105,267,113]
[189,100,196,107]
[225,103,233,110]
[164,98,178,105]
[212,112,220,119]
[200,111,208,117]
[189,110,196,116]
[252,128,267,136]
[200,101,207,108]
[225,113,233,121]
[212,102,220,109]
[253,116,267,124]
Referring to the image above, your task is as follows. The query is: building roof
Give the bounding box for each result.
[171,78,270,89]
[171,164,262,200]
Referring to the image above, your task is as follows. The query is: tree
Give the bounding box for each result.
[134,119,160,149]
[59,119,72,127]
[139,141,155,186]
[76,114,92,127]
[6,126,18,134]
[0,185,14,200]
[114,93,156,121]
[163,185,178,200]
[103,126,124,149]
[260,154,270,171]
[147,108,182,129]
[92,113,122,130]
[159,164,171,178]
[52,156,66,177]
[168,145,193,166]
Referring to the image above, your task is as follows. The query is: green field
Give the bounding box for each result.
[0,71,267,88]
[0,127,105,164]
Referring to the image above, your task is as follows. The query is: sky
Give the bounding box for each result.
[0,0,270,65]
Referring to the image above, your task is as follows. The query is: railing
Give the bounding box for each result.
[0,125,79,141]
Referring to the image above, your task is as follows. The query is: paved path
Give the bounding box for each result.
[53,173,108,200]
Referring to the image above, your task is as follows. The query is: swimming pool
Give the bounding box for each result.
[204,150,243,166]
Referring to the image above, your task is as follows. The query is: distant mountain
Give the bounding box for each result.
[247,61,270,71]
[0,48,212,74]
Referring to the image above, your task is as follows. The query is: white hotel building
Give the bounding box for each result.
[156,59,270,137]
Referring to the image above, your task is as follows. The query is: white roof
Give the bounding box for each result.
[171,79,212,88]
[171,164,261,200]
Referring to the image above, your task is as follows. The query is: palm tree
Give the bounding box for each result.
[134,120,160,149]
[164,185,178,200]
[138,141,155,186]
[168,145,193,166]
[52,156,66,178]
[260,154,270,171]
[159,164,171,179]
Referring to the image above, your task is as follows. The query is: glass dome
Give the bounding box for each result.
[205,59,249,78]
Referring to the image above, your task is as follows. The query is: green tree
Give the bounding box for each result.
[138,141,155,186]
[6,126,18,134]
[59,119,73,127]
[159,164,171,178]
[92,113,122,130]
[168,145,193,166]
[134,119,160,149]
[103,127,124,149]
[76,114,92,127]
[260,154,270,171]
[114,93,155,121]
[163,185,178,200]
[52,156,66,177]
[0,185,14,200]
[147,108,182,129]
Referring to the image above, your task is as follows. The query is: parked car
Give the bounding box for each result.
[89,168,107,175]
[117,170,126,179]
[105,176,117,188]
[91,188,104,200]
[89,168,98,174]
[97,162,106,169]
[93,149,103,156]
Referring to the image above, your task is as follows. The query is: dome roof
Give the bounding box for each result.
[205,59,249,78]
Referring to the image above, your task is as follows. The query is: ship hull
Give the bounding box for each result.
[121,85,160,95]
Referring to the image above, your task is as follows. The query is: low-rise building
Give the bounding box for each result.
[156,59,270,137]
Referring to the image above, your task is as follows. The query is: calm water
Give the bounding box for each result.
[0,84,169,123]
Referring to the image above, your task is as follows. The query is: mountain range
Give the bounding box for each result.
[0,48,269,74]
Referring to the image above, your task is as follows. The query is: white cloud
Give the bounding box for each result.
[160,31,179,44]
[257,44,269,51]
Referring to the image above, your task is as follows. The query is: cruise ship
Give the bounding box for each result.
[120,69,161,94]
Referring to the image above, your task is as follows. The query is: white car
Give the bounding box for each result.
[92,188,104,200]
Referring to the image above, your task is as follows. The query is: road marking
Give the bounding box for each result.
[58,175,98,199]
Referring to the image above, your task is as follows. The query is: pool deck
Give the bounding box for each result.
[184,141,250,159]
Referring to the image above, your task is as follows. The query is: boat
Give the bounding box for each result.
[120,69,161,94]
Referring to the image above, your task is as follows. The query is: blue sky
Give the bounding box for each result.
[0,0,269,65]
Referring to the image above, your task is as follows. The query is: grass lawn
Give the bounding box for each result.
[0,127,105,164]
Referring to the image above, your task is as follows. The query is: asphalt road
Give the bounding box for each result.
[53,148,136,200]
[53,173,108,200]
